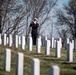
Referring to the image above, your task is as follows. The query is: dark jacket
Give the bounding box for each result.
[30,21,39,35]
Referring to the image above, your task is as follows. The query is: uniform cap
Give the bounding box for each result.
[34,18,37,21]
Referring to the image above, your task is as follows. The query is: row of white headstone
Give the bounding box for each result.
[1,34,76,49]
[0,34,58,48]
[56,39,73,62]
[4,48,60,75]
[0,34,74,62]
[0,34,76,49]
[28,37,73,62]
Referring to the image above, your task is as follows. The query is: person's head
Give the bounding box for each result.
[34,18,37,21]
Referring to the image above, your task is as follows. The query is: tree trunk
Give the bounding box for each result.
[0,15,2,33]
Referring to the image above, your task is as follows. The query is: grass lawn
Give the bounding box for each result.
[0,44,76,75]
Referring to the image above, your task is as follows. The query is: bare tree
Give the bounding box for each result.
[56,0,76,39]
[23,0,58,37]
[0,0,28,36]
[0,0,58,37]
[56,27,69,46]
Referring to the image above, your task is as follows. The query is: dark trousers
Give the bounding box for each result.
[32,34,38,45]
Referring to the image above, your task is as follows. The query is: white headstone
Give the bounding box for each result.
[72,40,74,50]
[53,40,56,48]
[39,36,42,46]
[3,34,7,45]
[58,38,62,49]
[51,37,54,48]
[21,36,25,50]
[71,40,74,50]
[31,58,40,75]
[55,41,61,58]
[36,38,41,53]
[45,40,50,55]
[8,34,12,47]
[4,49,11,72]
[45,36,47,40]
[50,65,60,75]
[18,36,21,45]
[16,53,24,75]
[67,42,73,62]
[14,35,18,48]
[66,38,70,44]
[28,37,32,51]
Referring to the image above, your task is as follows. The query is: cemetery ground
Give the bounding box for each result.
[0,45,76,75]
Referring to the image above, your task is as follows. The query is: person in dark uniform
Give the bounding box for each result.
[29,18,39,45]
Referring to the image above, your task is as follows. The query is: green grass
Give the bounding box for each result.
[0,45,76,75]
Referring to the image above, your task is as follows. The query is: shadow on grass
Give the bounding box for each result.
[0,68,6,74]
[62,62,76,64]
[0,68,4,71]
[0,52,3,54]
[73,67,76,70]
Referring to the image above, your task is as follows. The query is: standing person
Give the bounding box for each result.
[29,18,39,45]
